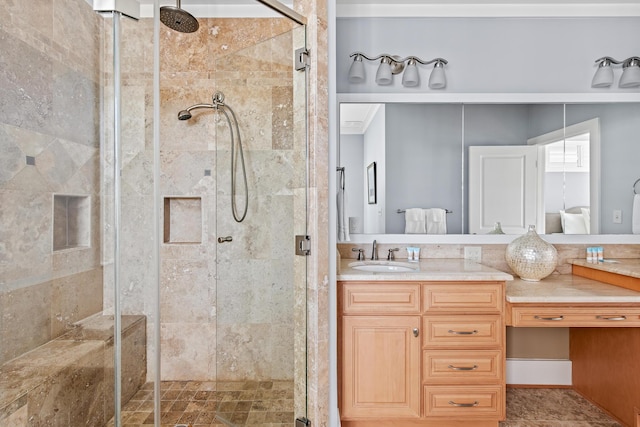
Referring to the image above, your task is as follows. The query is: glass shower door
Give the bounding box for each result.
[213,25,308,426]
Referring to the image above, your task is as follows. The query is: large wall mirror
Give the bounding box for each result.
[338,102,640,237]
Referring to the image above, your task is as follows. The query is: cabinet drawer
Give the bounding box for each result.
[423,315,502,348]
[342,283,421,314]
[510,306,640,327]
[424,385,504,418]
[423,283,503,313]
[423,350,503,384]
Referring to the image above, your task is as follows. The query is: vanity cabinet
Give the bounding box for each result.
[340,283,422,419]
[339,281,506,427]
[422,282,505,422]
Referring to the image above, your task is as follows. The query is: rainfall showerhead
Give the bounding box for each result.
[178,110,192,120]
[160,1,199,33]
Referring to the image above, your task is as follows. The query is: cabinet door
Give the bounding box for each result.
[341,316,421,419]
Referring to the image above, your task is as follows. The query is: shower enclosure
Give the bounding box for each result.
[0,0,309,426]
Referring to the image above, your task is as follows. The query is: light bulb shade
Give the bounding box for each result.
[591,63,614,88]
[402,60,420,87]
[620,59,640,88]
[375,57,393,85]
[348,55,365,83]
[428,62,446,89]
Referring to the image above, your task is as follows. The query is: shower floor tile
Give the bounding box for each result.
[499,388,623,427]
[108,380,294,427]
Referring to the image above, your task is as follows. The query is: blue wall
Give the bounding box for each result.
[337,17,640,94]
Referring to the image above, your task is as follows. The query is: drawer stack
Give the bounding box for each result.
[422,283,505,420]
[339,280,506,426]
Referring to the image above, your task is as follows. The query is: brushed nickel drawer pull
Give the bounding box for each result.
[448,400,479,407]
[596,315,627,321]
[534,315,564,321]
[413,328,419,337]
[448,364,478,371]
[447,329,478,335]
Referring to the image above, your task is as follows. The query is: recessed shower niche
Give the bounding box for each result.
[53,195,91,251]
[163,197,202,244]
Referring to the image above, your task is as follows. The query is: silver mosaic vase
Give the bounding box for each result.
[505,225,557,281]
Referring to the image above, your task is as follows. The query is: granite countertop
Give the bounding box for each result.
[337,258,513,282]
[507,274,640,303]
[569,258,640,279]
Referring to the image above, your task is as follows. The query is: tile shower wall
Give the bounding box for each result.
[1,0,330,424]
[0,0,103,364]
[113,17,306,384]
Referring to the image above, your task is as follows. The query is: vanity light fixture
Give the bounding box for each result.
[348,52,449,89]
[620,57,640,88]
[348,53,366,83]
[592,56,640,88]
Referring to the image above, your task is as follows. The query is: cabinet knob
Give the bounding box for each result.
[413,328,419,337]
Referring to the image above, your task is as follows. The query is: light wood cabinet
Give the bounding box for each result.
[423,350,502,384]
[423,385,504,418]
[423,315,503,348]
[341,315,421,419]
[339,281,506,427]
[508,304,640,327]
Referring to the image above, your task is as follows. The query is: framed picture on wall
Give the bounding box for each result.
[367,162,377,204]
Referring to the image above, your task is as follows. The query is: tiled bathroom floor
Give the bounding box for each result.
[111,384,620,427]
[109,380,294,427]
[500,388,623,427]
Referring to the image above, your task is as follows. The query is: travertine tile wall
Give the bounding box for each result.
[0,0,330,423]
[159,18,302,383]
[111,15,309,387]
[0,0,104,365]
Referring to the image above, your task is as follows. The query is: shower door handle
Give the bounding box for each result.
[217,236,233,243]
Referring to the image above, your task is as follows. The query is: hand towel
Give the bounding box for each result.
[405,208,426,234]
[337,171,350,241]
[633,194,640,234]
[425,208,447,234]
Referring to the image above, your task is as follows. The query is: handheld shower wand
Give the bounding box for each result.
[178,92,249,223]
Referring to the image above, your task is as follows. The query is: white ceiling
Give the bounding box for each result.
[340,104,381,135]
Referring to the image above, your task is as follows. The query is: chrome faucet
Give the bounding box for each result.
[371,240,378,260]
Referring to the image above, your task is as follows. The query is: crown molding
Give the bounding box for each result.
[337,3,640,17]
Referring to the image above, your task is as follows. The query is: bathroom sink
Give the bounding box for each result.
[349,261,418,273]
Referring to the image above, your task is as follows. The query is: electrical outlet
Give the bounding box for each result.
[613,209,622,224]
[464,246,482,262]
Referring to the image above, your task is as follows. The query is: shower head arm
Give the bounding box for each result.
[185,103,215,113]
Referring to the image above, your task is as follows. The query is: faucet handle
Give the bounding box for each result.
[352,248,365,261]
[387,248,400,260]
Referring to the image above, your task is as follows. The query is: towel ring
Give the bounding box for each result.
[634,178,640,195]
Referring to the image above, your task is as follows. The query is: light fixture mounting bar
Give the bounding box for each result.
[350,52,446,66]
